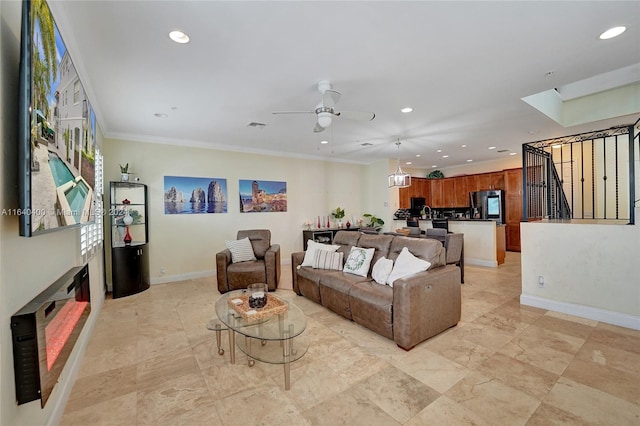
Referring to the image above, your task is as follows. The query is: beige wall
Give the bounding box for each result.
[1,3,105,424]
[521,220,640,329]
[103,138,390,284]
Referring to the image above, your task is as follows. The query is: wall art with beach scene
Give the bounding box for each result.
[164,176,227,214]
[239,180,287,213]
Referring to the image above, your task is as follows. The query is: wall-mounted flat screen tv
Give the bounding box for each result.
[18,0,97,237]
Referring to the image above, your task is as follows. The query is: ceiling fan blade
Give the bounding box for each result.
[272,111,315,115]
[335,110,376,121]
[313,122,326,133]
[322,89,342,107]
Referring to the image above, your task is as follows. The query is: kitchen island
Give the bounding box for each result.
[392,218,505,267]
[448,220,505,267]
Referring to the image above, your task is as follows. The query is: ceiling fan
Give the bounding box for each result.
[272,80,375,133]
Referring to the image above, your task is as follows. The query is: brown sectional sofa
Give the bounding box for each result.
[291,231,461,350]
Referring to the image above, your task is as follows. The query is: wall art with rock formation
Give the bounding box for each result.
[164,175,227,214]
[239,179,287,213]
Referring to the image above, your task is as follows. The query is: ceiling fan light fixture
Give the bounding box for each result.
[317,111,332,128]
[169,30,190,44]
[388,140,412,188]
[599,26,626,40]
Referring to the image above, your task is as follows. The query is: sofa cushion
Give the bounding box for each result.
[225,237,257,263]
[318,270,370,319]
[387,247,431,287]
[333,231,361,261]
[388,236,444,268]
[356,233,394,271]
[343,247,375,277]
[301,240,340,267]
[237,229,271,258]
[227,259,265,288]
[371,256,394,285]
[349,280,394,340]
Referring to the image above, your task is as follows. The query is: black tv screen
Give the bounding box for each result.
[18,0,97,237]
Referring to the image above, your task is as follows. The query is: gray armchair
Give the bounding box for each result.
[216,229,281,293]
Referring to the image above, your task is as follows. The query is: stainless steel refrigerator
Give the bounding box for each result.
[470,190,505,224]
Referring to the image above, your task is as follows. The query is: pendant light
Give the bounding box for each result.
[388,139,411,188]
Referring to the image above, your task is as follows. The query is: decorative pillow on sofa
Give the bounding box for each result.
[301,240,340,267]
[343,247,375,277]
[313,250,344,270]
[387,247,431,287]
[225,237,257,263]
[371,256,394,285]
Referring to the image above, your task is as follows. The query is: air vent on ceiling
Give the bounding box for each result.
[247,122,267,128]
[497,149,509,153]
[360,142,373,146]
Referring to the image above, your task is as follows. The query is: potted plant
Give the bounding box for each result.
[332,207,346,228]
[362,213,385,232]
[120,163,130,181]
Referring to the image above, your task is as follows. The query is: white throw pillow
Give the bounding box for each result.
[313,250,343,270]
[225,237,256,263]
[386,247,431,287]
[301,240,340,267]
[371,257,394,285]
[343,247,375,277]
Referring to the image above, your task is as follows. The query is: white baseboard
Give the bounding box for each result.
[464,258,498,268]
[520,294,640,330]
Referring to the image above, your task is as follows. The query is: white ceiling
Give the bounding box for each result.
[49,1,640,170]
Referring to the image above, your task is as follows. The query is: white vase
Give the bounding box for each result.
[121,173,129,182]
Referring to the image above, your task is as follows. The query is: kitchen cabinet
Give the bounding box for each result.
[398,177,431,208]
[430,178,444,208]
[504,168,523,251]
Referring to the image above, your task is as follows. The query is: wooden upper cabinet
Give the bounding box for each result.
[430,179,444,207]
[491,171,505,190]
[505,168,523,194]
[475,173,492,191]
[441,178,456,207]
[398,177,431,208]
[454,176,474,207]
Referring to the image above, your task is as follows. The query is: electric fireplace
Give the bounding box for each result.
[11,265,90,407]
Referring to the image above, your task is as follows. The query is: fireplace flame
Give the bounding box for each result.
[45,300,88,371]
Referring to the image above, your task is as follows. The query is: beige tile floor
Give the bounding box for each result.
[62,253,640,425]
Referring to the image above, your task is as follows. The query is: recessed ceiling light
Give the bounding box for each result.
[509,152,517,156]
[466,159,473,162]
[488,146,496,150]
[154,113,168,118]
[400,107,413,113]
[320,140,329,144]
[169,30,190,44]
[436,149,442,153]
[415,154,420,157]
[461,144,467,148]
[442,155,449,158]
[599,26,626,40]
[431,165,437,168]
[406,161,412,165]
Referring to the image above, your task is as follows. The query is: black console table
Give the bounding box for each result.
[302,227,360,250]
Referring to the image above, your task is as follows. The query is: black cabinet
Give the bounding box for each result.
[111,243,150,298]
[302,228,360,250]
[109,182,149,298]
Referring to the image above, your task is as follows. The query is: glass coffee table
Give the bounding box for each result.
[214,289,308,390]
